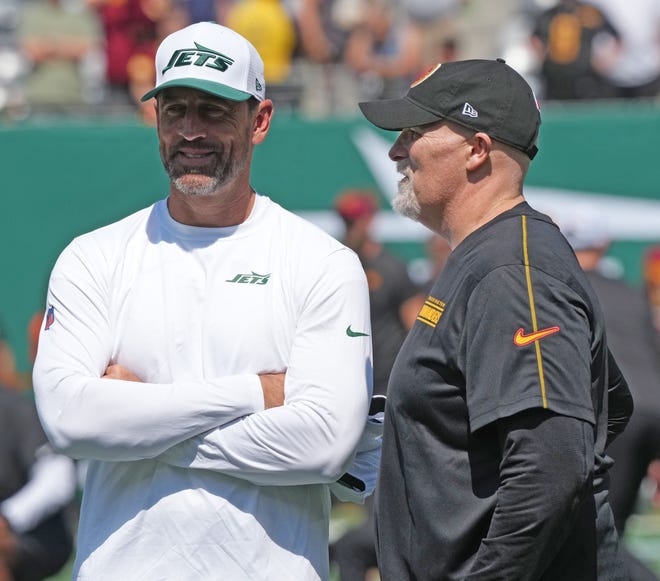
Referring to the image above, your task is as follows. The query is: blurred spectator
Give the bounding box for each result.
[18,0,103,115]
[644,245,660,340]
[0,323,20,391]
[421,234,452,290]
[1,367,77,580]
[0,0,28,120]
[85,0,166,112]
[344,0,423,101]
[591,0,660,99]
[126,1,188,125]
[401,0,462,69]
[334,188,424,397]
[225,0,300,110]
[530,0,621,100]
[294,0,362,116]
[455,0,520,60]
[179,0,232,23]
[556,211,660,581]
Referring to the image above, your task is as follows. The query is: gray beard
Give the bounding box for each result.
[392,175,421,222]
[172,174,220,197]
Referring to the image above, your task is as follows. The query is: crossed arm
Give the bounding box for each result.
[33,242,372,486]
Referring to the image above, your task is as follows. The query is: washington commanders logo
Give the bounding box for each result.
[417,296,445,328]
[411,63,442,88]
[162,43,234,75]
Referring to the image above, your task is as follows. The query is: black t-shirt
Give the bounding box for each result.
[375,203,629,580]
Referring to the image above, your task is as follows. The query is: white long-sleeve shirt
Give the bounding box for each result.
[33,194,372,580]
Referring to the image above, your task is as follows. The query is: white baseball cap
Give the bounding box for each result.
[141,22,266,102]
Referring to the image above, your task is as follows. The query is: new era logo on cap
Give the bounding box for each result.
[462,102,478,118]
[141,22,266,103]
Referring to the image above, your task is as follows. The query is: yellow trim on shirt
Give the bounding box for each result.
[522,215,549,408]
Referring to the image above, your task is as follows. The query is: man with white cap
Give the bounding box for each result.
[358,59,633,580]
[32,22,376,580]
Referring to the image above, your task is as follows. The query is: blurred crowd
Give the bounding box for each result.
[0,0,658,124]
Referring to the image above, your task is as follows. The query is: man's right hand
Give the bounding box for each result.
[259,372,286,409]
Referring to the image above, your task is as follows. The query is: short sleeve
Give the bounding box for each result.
[462,266,595,432]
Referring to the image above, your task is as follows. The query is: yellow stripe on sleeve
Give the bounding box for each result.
[521,215,548,408]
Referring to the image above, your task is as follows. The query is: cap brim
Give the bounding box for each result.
[141,78,253,102]
[358,97,442,130]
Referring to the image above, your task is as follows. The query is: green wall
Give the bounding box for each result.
[1,101,659,372]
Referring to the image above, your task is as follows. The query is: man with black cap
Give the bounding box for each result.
[359,59,634,580]
[32,21,377,580]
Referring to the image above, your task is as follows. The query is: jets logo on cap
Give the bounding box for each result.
[162,42,234,75]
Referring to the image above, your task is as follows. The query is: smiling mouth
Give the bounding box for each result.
[178,150,213,159]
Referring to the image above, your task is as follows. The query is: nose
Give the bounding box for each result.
[180,109,206,141]
[389,132,409,161]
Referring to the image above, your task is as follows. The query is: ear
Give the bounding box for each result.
[466,132,491,171]
[252,99,274,145]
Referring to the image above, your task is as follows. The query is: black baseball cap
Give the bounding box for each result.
[358,59,541,160]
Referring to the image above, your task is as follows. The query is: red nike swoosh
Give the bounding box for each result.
[513,326,560,346]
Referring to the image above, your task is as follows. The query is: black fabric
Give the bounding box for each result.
[374,202,631,580]
[359,59,541,159]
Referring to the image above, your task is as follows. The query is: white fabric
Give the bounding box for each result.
[0,448,77,533]
[146,21,266,101]
[329,396,385,504]
[33,194,372,581]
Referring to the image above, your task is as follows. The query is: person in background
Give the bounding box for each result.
[1,314,77,581]
[358,57,633,579]
[555,211,660,581]
[32,22,375,580]
[85,0,164,111]
[225,0,300,110]
[294,0,362,116]
[644,245,660,341]
[334,188,424,397]
[530,0,620,100]
[0,324,20,391]
[343,0,423,101]
[18,0,103,114]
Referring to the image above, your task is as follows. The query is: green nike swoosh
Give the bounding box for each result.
[346,325,369,337]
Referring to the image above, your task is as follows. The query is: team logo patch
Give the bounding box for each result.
[162,42,235,75]
[411,63,442,88]
[513,326,560,347]
[226,271,271,285]
[44,305,55,330]
[417,296,445,328]
[462,102,478,118]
